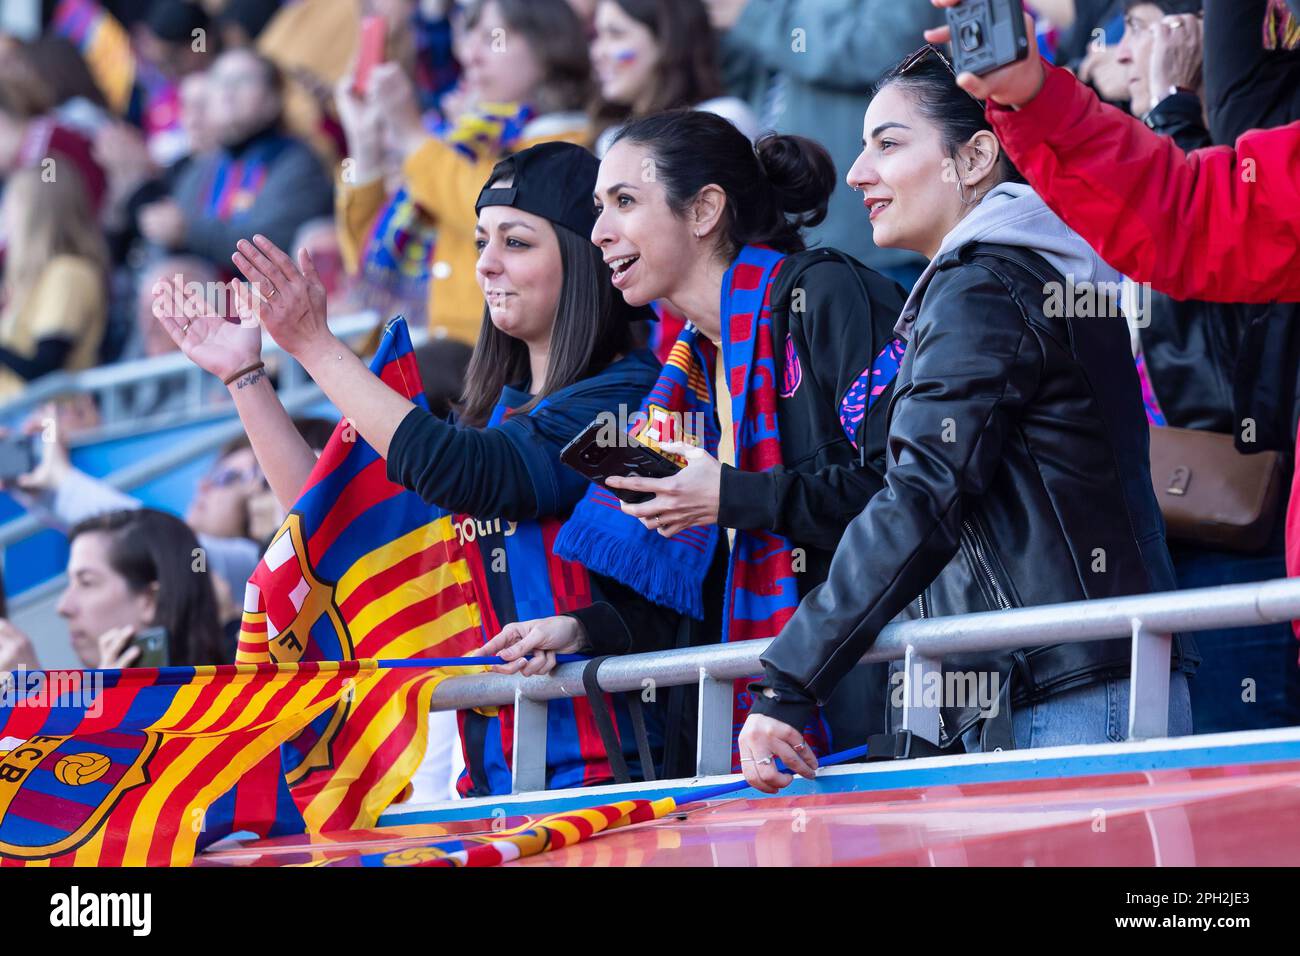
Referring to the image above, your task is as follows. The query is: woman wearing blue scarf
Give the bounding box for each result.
[481,111,910,775]
[160,142,665,797]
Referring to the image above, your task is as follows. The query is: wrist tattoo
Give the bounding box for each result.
[235,367,268,390]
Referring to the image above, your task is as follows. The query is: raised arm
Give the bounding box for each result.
[926,3,1300,304]
[229,234,561,522]
[154,279,317,509]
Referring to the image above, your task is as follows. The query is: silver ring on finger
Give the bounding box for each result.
[793,743,807,751]
[265,287,279,299]
[181,322,191,333]
[756,756,773,766]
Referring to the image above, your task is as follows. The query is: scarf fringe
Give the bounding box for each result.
[553,520,706,621]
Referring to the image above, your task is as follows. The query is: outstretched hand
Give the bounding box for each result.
[155,278,263,383]
[231,234,333,361]
[924,5,1045,108]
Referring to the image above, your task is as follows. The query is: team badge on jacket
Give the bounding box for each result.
[780,333,803,398]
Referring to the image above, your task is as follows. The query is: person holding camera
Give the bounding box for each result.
[924,0,1300,619]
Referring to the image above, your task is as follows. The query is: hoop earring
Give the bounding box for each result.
[958,180,981,206]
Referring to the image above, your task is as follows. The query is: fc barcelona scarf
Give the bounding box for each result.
[204,135,292,221]
[455,388,653,796]
[555,246,818,757]
[357,102,536,315]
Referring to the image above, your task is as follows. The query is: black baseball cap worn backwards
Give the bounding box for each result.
[475,141,600,239]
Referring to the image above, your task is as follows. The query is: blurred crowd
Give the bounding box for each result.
[0,0,1298,797]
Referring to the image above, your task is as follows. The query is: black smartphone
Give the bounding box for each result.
[0,433,37,483]
[133,626,170,668]
[560,417,683,504]
[945,0,1030,77]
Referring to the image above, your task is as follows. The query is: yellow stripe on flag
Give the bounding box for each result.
[334,517,457,607]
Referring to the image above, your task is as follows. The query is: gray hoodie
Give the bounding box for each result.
[894,182,1123,341]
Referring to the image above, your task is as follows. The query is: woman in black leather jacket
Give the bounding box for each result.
[739,48,1198,792]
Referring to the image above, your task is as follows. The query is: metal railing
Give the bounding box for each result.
[426,576,1300,794]
[0,310,397,439]
[0,310,429,596]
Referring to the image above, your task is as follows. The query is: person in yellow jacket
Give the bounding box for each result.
[334,0,593,345]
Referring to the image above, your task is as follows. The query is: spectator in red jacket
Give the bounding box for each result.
[925,2,1299,302]
[927,0,1300,617]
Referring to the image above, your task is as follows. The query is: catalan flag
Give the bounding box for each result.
[238,317,484,830]
[0,661,365,867]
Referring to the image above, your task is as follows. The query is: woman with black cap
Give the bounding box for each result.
[159,141,664,797]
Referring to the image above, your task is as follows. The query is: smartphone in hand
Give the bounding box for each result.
[560,417,684,505]
[0,432,38,483]
[132,626,170,668]
[353,15,388,97]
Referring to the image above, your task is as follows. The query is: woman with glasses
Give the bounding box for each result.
[738,47,1199,792]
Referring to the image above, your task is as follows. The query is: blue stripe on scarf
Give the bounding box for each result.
[554,246,787,629]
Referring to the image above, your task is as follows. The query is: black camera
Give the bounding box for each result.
[945,0,1030,77]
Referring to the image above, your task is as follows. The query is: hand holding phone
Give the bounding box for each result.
[0,432,38,484]
[560,418,683,505]
[132,626,170,669]
[353,15,388,98]
[943,0,1030,77]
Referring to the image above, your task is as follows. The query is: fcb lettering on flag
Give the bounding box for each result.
[0,662,364,867]
[238,316,485,830]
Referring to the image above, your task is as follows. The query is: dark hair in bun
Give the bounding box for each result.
[612,109,836,255]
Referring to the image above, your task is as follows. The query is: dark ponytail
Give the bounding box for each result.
[874,51,1025,186]
[612,109,836,256]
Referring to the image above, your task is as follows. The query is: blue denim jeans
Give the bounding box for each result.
[960,672,1193,753]
[1172,544,1300,734]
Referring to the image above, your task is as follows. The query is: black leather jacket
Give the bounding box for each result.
[751,242,1199,745]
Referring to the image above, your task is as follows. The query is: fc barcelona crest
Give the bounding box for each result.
[0,731,161,860]
[253,514,353,664]
[246,513,354,786]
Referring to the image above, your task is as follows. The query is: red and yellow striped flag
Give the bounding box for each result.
[0,662,365,867]
[238,317,485,830]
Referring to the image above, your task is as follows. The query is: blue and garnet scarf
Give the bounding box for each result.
[356,102,536,320]
[556,245,824,758]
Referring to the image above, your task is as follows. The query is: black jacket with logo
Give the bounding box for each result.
[751,243,1199,744]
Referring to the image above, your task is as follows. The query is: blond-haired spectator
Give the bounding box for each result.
[0,165,108,400]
